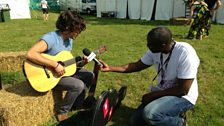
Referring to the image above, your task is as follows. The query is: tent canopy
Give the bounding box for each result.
[96,0,186,20]
[0,0,31,19]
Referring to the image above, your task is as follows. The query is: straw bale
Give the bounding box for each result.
[0,81,55,126]
[170,17,193,25]
[0,51,26,72]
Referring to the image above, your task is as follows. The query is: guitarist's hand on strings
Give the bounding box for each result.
[54,62,65,76]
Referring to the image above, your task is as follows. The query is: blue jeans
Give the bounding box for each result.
[130,96,193,126]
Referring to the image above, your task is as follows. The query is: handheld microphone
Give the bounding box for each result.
[83,48,103,67]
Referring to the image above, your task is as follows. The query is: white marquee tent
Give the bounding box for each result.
[155,0,185,20]
[0,0,31,19]
[116,0,127,19]
[140,0,155,20]
[0,0,222,22]
[96,0,223,22]
[96,0,186,20]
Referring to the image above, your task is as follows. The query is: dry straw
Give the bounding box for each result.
[0,51,26,72]
[0,81,55,126]
[0,52,56,126]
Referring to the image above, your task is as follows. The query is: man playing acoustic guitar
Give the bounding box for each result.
[25,10,94,122]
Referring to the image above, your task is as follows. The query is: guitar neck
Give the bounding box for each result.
[63,57,76,67]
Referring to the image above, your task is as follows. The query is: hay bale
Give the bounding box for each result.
[170,17,193,25]
[0,51,26,72]
[0,81,55,126]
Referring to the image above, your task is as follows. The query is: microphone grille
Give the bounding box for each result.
[83,48,91,56]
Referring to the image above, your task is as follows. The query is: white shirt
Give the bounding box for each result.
[41,0,48,9]
[141,42,200,105]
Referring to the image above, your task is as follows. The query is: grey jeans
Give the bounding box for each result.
[53,68,94,114]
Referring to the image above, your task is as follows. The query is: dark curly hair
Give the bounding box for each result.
[56,11,86,32]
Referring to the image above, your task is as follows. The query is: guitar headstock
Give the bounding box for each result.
[94,45,107,55]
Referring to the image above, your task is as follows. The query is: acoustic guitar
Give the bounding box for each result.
[23,51,77,92]
[23,46,107,93]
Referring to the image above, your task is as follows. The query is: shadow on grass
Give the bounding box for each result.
[55,105,135,126]
[109,105,136,126]
[173,34,187,40]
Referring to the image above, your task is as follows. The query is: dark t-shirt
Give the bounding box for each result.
[204,0,218,10]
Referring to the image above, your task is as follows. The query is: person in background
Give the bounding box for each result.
[204,0,222,17]
[204,0,222,37]
[99,27,200,126]
[26,11,94,122]
[187,0,211,40]
[187,0,222,40]
[40,0,49,21]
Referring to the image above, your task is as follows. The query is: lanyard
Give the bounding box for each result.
[151,42,176,85]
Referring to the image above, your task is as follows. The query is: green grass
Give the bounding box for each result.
[1,10,224,126]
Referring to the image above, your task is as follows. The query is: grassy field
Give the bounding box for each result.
[0,10,224,126]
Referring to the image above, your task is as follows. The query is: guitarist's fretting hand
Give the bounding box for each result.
[54,62,65,76]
